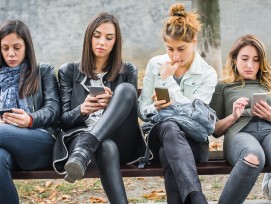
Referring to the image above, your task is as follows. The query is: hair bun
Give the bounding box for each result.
[169,3,186,17]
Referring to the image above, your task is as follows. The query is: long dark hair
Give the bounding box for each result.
[80,12,123,81]
[0,19,38,97]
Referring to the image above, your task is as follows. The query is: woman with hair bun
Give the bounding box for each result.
[139,3,217,204]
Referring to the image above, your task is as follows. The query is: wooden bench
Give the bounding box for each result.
[11,88,271,180]
[11,160,271,180]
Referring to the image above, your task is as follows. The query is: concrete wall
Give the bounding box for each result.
[0,0,270,71]
[219,0,271,62]
[0,0,191,70]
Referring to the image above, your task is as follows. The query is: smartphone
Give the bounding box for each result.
[0,109,13,116]
[88,86,105,97]
[155,87,170,103]
[251,93,267,115]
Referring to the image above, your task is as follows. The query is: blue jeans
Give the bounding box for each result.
[219,119,271,204]
[0,124,55,204]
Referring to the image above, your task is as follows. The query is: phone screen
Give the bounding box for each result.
[155,87,170,103]
[251,93,267,115]
[0,109,13,116]
[88,86,105,97]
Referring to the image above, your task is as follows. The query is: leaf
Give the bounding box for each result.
[89,196,107,203]
[143,189,166,201]
[45,180,53,188]
[34,185,46,193]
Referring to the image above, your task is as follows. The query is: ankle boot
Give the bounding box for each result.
[64,133,100,183]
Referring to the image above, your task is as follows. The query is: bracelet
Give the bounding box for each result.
[28,115,33,127]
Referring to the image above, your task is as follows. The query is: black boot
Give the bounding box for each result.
[64,133,100,183]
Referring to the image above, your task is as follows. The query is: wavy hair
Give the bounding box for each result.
[222,34,271,92]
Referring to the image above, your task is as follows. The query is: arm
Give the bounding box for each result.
[30,64,61,128]
[58,63,87,130]
[138,60,157,120]
[124,62,138,89]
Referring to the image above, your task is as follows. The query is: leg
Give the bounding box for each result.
[0,148,18,204]
[96,139,128,204]
[0,124,55,169]
[159,146,183,204]
[65,83,140,181]
[218,132,265,204]
[155,121,207,204]
[261,133,271,198]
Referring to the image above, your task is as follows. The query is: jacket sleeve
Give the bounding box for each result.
[124,62,138,89]
[58,63,87,131]
[209,82,225,120]
[138,59,158,120]
[30,63,61,128]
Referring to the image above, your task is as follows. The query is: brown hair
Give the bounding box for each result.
[163,3,201,42]
[0,19,38,97]
[222,34,271,92]
[80,12,123,81]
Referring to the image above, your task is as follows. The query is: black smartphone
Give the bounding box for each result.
[155,87,170,103]
[0,109,13,116]
[89,86,105,97]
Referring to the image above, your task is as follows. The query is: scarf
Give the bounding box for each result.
[0,63,30,112]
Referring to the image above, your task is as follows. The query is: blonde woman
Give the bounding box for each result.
[210,34,271,204]
[139,3,217,204]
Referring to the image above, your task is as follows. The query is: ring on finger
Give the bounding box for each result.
[12,122,18,126]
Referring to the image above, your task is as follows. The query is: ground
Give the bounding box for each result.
[17,173,268,203]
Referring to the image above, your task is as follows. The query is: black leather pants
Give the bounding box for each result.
[149,120,209,204]
[68,83,141,204]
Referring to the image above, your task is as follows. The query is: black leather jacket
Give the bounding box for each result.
[58,62,137,132]
[26,63,60,137]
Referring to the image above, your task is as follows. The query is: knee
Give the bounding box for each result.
[97,139,119,162]
[243,152,265,169]
[114,83,137,101]
[158,121,184,140]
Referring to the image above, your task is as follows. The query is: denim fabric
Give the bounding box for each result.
[219,120,271,204]
[0,124,55,204]
[149,120,209,203]
[148,99,216,142]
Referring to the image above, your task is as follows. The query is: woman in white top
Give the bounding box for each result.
[138,3,217,204]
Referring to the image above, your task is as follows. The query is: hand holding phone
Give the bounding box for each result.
[251,93,267,115]
[155,87,170,103]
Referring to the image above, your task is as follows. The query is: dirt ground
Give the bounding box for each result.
[18,173,268,204]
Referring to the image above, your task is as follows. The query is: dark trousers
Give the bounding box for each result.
[149,120,209,203]
[68,83,141,204]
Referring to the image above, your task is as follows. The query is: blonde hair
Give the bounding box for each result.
[163,3,201,42]
[222,34,271,92]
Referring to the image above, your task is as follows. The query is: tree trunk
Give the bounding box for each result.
[192,0,222,78]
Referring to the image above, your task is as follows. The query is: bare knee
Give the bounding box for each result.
[243,154,260,167]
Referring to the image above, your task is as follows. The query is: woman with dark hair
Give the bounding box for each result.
[53,12,142,204]
[210,34,271,204]
[0,19,60,203]
[139,3,217,204]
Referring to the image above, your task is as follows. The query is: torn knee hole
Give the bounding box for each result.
[243,154,260,167]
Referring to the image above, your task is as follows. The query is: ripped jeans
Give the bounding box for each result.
[219,119,271,204]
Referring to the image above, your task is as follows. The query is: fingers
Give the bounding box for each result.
[2,109,31,127]
[154,100,172,111]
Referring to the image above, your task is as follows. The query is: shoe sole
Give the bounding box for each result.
[64,158,85,183]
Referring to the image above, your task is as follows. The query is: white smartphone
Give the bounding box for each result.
[251,93,267,115]
[88,86,105,97]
